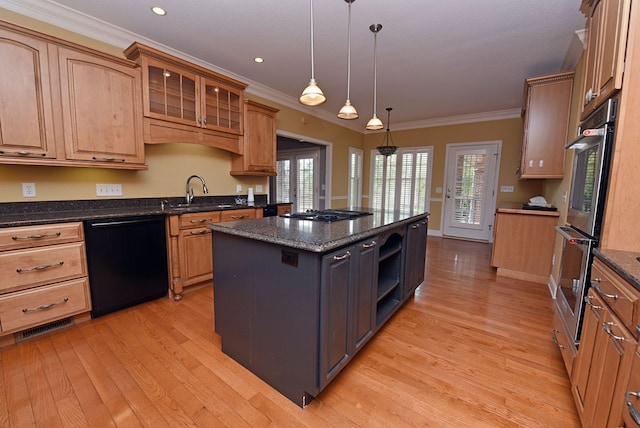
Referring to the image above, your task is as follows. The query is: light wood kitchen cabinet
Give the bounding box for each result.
[519,71,574,178]
[166,208,260,300]
[124,42,247,153]
[277,204,293,216]
[571,258,639,427]
[0,222,91,347]
[57,46,145,166]
[0,25,57,160]
[490,203,559,283]
[0,21,146,170]
[231,100,279,176]
[580,0,631,120]
[619,346,640,427]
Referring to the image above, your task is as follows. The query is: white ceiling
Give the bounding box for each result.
[0,0,587,131]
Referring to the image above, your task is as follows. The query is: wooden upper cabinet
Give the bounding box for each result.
[57,47,144,166]
[519,71,574,179]
[0,26,57,161]
[0,21,146,169]
[581,0,631,120]
[230,100,279,176]
[124,42,246,153]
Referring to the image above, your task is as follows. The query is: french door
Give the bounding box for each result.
[442,142,500,241]
[275,149,319,212]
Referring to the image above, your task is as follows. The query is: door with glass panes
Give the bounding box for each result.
[442,142,499,241]
[275,150,319,212]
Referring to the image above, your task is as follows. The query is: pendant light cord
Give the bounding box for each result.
[372,29,378,116]
[310,0,316,80]
[346,1,352,100]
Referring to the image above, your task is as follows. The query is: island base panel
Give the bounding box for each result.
[213,233,321,407]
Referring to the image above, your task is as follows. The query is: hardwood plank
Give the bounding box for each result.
[0,236,580,426]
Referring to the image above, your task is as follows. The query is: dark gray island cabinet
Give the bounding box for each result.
[209,210,428,407]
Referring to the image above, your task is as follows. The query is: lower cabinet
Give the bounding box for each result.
[320,238,377,389]
[570,258,639,427]
[0,222,91,346]
[405,217,428,299]
[620,347,640,427]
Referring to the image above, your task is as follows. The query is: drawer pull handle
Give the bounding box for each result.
[22,297,69,313]
[602,321,626,341]
[551,329,566,349]
[626,391,640,425]
[362,241,377,249]
[230,215,247,219]
[0,150,46,157]
[591,283,618,300]
[91,156,126,162]
[584,295,603,310]
[189,218,212,223]
[333,251,351,262]
[12,232,62,241]
[16,261,64,273]
[189,230,209,235]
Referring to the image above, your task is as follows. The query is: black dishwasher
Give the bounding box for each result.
[84,215,168,318]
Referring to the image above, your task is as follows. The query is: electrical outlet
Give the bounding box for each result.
[236,184,242,193]
[22,183,36,198]
[256,184,263,193]
[97,183,123,196]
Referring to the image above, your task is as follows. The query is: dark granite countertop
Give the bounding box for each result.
[594,248,640,291]
[208,209,429,253]
[0,196,286,227]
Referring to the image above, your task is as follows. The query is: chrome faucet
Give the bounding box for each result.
[185,175,209,204]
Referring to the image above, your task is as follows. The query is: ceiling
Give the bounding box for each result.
[1,0,586,131]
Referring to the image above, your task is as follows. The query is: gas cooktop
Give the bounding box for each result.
[280,209,372,222]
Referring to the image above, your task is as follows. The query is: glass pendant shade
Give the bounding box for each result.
[366,114,383,130]
[300,78,326,106]
[366,23,383,130]
[299,0,326,106]
[338,0,358,119]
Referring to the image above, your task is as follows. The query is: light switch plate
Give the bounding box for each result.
[500,185,514,193]
[256,184,263,192]
[96,183,123,196]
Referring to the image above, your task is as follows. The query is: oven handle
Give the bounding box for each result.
[554,226,594,245]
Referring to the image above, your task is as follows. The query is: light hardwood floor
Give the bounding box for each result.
[0,237,580,427]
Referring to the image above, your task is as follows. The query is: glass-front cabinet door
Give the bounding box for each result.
[144,58,198,126]
[201,79,242,134]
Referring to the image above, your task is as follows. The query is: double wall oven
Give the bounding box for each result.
[555,97,617,345]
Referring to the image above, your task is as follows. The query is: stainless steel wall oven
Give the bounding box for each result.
[555,97,617,345]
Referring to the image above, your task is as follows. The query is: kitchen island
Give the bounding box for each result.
[209,209,428,407]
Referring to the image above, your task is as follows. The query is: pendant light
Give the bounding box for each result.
[377,107,398,156]
[366,24,383,130]
[299,0,326,106]
[337,0,358,119]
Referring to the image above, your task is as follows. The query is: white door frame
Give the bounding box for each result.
[442,141,501,242]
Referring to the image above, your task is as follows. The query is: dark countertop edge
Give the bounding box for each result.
[209,212,429,253]
[0,196,289,228]
[594,248,640,291]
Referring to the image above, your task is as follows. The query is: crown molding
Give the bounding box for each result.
[1,0,523,134]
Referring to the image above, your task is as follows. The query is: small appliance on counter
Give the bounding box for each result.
[521,196,557,211]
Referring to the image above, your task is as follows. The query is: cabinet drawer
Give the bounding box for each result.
[552,302,577,377]
[0,278,90,333]
[591,260,639,330]
[178,211,220,229]
[220,209,256,222]
[0,242,87,294]
[0,222,83,251]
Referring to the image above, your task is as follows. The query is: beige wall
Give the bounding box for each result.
[363,118,545,232]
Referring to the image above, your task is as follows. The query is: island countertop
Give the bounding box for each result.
[208,208,429,253]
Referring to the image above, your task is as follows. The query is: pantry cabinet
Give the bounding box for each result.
[0,20,146,169]
[580,0,631,120]
[519,71,574,178]
[230,100,279,176]
[0,222,91,346]
[124,42,247,153]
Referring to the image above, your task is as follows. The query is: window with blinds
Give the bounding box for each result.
[348,148,363,208]
[275,159,290,203]
[297,157,315,212]
[370,147,433,214]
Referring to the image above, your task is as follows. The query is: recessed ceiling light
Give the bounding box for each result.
[151,6,167,16]
[254,57,264,63]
